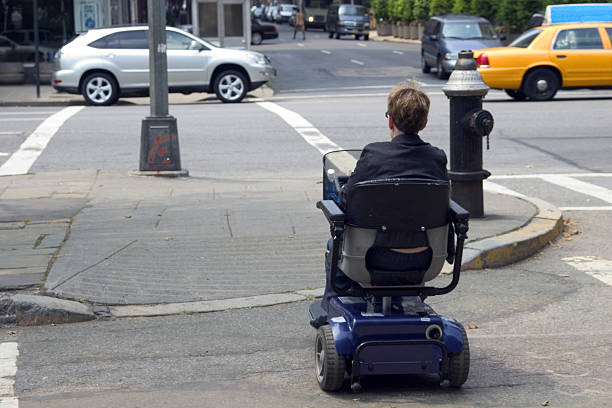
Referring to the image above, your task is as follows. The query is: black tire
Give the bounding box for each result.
[421,53,431,74]
[505,89,527,101]
[251,32,263,45]
[315,325,346,391]
[328,31,334,39]
[449,324,470,387]
[436,57,448,80]
[81,72,119,106]
[335,32,341,39]
[363,34,369,41]
[213,70,248,103]
[522,68,559,101]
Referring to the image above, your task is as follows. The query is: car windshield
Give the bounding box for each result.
[509,29,542,48]
[282,6,294,11]
[441,22,498,40]
[339,6,368,17]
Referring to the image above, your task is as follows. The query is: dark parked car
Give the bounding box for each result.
[421,14,504,79]
[251,18,278,45]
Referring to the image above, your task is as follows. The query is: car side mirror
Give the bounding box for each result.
[499,34,507,41]
[430,34,438,41]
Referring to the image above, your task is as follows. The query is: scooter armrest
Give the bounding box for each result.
[317,200,345,225]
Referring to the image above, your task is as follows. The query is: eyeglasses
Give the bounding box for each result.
[385,111,389,118]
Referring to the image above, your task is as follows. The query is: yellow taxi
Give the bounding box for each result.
[474,22,612,100]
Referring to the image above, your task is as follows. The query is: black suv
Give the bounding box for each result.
[421,14,503,79]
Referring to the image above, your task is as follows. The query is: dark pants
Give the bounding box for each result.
[320,238,431,313]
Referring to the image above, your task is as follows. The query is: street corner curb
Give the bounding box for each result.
[0,100,84,107]
[462,196,564,270]
[6,294,96,326]
[128,169,190,178]
[248,84,274,100]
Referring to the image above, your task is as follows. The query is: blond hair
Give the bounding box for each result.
[387,82,430,134]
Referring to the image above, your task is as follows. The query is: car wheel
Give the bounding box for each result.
[421,53,431,74]
[522,68,559,101]
[355,34,360,40]
[505,89,527,101]
[363,34,369,41]
[328,31,333,38]
[214,70,248,103]
[335,32,340,39]
[251,32,263,45]
[81,72,118,106]
[436,57,448,80]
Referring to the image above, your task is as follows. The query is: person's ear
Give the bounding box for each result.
[388,115,395,130]
[419,119,428,131]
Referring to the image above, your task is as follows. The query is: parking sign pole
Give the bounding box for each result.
[134,0,188,176]
[33,0,40,98]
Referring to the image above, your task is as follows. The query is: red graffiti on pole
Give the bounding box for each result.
[147,134,174,170]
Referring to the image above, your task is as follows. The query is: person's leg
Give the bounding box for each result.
[302,27,306,40]
[292,26,296,39]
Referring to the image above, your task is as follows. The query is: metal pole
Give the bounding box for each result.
[33,0,40,98]
[147,0,168,117]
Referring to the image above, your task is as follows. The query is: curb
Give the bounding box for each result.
[1,293,96,326]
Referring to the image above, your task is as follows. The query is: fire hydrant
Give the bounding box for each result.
[442,50,494,218]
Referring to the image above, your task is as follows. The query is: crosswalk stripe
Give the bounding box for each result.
[539,175,612,204]
[0,342,18,407]
[560,206,612,211]
[563,256,612,286]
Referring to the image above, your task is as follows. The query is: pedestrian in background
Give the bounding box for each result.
[293,9,305,40]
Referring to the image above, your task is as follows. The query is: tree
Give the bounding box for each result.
[452,0,472,14]
[470,0,498,21]
[413,0,430,20]
[430,0,454,16]
[401,0,415,22]
[372,0,390,21]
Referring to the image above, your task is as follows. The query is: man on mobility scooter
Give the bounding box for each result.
[309,83,471,391]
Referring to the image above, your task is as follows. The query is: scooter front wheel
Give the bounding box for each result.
[315,325,346,391]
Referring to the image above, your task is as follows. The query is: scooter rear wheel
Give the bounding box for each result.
[315,325,346,391]
[449,324,470,387]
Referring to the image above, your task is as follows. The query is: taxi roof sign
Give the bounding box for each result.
[544,3,612,25]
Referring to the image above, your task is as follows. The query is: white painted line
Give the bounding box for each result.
[257,102,341,155]
[0,111,57,115]
[393,50,404,55]
[560,206,612,211]
[0,396,18,408]
[297,42,305,47]
[540,174,612,203]
[350,59,364,65]
[0,132,22,135]
[483,180,527,199]
[0,118,48,122]
[0,342,18,405]
[0,106,83,176]
[490,173,612,179]
[0,153,9,157]
[563,256,612,286]
[321,49,331,54]
[356,42,366,47]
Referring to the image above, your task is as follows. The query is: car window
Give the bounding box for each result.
[509,29,542,48]
[89,32,121,49]
[432,22,441,35]
[0,38,11,47]
[441,22,497,40]
[424,20,436,35]
[118,30,148,49]
[167,31,193,50]
[554,28,603,49]
[339,6,367,17]
[3,32,25,44]
[607,28,612,43]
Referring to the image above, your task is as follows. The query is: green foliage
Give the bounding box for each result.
[452,0,472,14]
[402,0,415,21]
[430,0,454,16]
[413,0,431,20]
[372,0,390,20]
[470,0,497,20]
[387,0,399,22]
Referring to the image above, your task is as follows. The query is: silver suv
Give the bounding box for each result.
[52,25,276,105]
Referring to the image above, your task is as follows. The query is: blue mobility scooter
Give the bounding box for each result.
[309,150,470,392]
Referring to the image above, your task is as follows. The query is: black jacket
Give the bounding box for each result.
[340,132,449,248]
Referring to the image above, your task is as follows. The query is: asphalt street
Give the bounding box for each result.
[1,22,612,407]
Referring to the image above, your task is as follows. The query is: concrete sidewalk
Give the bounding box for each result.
[0,169,563,324]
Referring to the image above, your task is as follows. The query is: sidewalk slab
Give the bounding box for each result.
[0,170,563,322]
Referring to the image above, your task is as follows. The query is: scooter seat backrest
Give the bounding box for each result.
[339,179,450,288]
